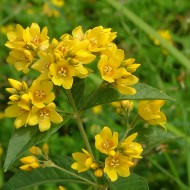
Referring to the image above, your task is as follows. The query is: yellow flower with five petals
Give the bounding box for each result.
[95,126,118,155]
[28,102,63,132]
[71,149,94,172]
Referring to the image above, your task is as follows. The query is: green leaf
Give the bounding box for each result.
[133,125,176,153]
[3,156,96,190]
[108,174,149,190]
[4,114,72,171]
[71,78,85,108]
[80,83,173,111]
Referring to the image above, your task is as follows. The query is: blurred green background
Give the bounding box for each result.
[0,0,190,189]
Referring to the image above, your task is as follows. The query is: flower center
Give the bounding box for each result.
[110,157,119,168]
[90,37,97,45]
[32,35,41,46]
[144,105,151,112]
[40,109,50,118]
[104,66,113,75]
[102,140,113,150]
[58,67,67,76]
[35,90,45,100]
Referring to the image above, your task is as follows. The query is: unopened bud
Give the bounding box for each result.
[29,146,42,155]
[94,168,103,177]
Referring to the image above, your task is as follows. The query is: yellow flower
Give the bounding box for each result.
[92,105,102,114]
[49,59,77,89]
[84,26,117,52]
[28,102,63,132]
[32,51,54,80]
[20,156,40,171]
[104,153,133,182]
[7,49,35,73]
[0,24,15,35]
[114,74,139,95]
[117,133,143,159]
[138,100,167,128]
[71,149,94,172]
[59,186,66,190]
[98,54,128,83]
[72,26,85,41]
[153,30,173,46]
[5,24,26,49]
[0,144,3,159]
[5,103,31,128]
[29,80,55,108]
[95,126,118,155]
[51,0,64,7]
[122,58,140,73]
[43,3,60,17]
[26,23,49,51]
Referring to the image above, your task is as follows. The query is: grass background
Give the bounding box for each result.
[0,0,190,189]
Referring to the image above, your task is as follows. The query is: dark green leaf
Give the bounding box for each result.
[71,78,85,108]
[133,125,176,153]
[80,83,173,111]
[4,114,72,171]
[3,156,95,190]
[108,174,149,190]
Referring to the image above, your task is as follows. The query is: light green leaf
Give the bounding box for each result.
[80,83,173,111]
[108,174,149,190]
[4,114,72,171]
[3,156,96,190]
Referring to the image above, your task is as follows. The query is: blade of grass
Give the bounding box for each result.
[105,0,190,71]
[148,157,189,190]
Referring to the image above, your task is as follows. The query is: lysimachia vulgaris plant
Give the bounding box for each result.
[3,23,173,190]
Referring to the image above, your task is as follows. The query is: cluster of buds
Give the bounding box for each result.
[71,126,143,182]
[20,143,50,171]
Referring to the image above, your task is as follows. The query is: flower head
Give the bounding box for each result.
[95,126,118,155]
[49,59,77,89]
[29,79,55,108]
[71,149,94,172]
[85,26,117,52]
[28,102,63,132]
[104,153,133,182]
[117,133,143,159]
[138,100,167,128]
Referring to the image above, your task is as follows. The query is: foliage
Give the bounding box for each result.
[0,0,190,190]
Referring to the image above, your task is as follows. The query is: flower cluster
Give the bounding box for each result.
[5,78,63,132]
[6,23,139,93]
[71,126,143,182]
[20,143,49,171]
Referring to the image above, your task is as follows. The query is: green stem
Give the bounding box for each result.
[51,162,102,188]
[148,157,189,190]
[105,0,190,71]
[163,152,180,180]
[121,115,139,141]
[66,90,94,158]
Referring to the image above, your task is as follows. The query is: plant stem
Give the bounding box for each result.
[148,157,189,190]
[105,0,190,71]
[121,115,139,141]
[66,90,94,158]
[51,162,102,188]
